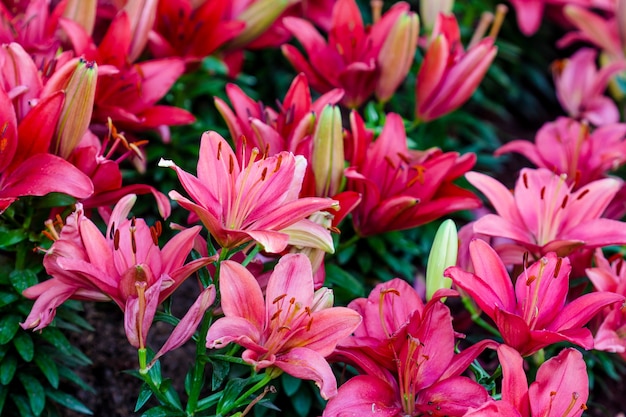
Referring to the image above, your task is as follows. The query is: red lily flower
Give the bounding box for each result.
[415,13,497,122]
[466,167,626,258]
[160,131,337,253]
[325,293,494,416]
[445,239,624,356]
[464,345,589,417]
[149,0,244,64]
[345,113,480,237]
[21,195,215,346]
[281,0,418,108]
[0,70,93,212]
[206,253,361,399]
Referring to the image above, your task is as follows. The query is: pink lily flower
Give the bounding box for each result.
[464,345,588,417]
[281,0,418,108]
[466,168,626,258]
[205,253,362,399]
[496,118,626,189]
[325,294,494,416]
[159,131,338,253]
[21,195,215,350]
[445,239,624,356]
[552,48,626,125]
[345,113,481,237]
[585,249,626,356]
[416,13,497,122]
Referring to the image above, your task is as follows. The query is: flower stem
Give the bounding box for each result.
[462,296,501,338]
[221,371,275,416]
[185,310,213,415]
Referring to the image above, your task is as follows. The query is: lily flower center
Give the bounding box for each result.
[262,293,313,359]
[522,256,550,327]
[397,335,428,416]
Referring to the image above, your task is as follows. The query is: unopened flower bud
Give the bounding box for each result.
[62,0,97,36]
[49,58,97,159]
[226,0,289,49]
[425,219,458,300]
[124,0,158,62]
[312,287,334,310]
[420,0,454,32]
[312,105,344,197]
[375,10,419,103]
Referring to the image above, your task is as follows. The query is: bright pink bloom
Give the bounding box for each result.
[496,118,626,188]
[325,289,494,416]
[464,345,589,417]
[345,113,481,236]
[416,13,497,121]
[205,253,361,399]
[445,239,624,355]
[466,168,626,258]
[21,195,215,346]
[281,0,418,108]
[552,48,626,125]
[585,249,626,356]
[160,131,337,253]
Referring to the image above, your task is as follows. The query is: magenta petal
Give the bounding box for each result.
[20,280,76,331]
[414,376,490,416]
[548,291,625,331]
[496,345,530,416]
[528,348,589,417]
[0,154,93,204]
[322,375,400,417]
[205,316,263,351]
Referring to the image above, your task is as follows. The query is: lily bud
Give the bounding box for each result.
[425,219,458,301]
[48,58,97,159]
[420,0,454,32]
[124,0,159,62]
[226,0,289,49]
[312,105,344,197]
[375,9,419,103]
[312,287,334,310]
[62,0,97,36]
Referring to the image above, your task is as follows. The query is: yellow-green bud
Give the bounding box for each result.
[425,219,458,301]
[312,105,344,198]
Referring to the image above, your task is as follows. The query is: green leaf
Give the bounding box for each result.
[134,383,153,412]
[57,365,95,393]
[0,353,17,384]
[19,373,46,416]
[141,405,183,417]
[216,378,251,414]
[0,226,27,248]
[12,394,35,417]
[45,388,93,415]
[34,352,59,389]
[210,358,230,390]
[13,330,34,362]
[39,328,91,366]
[0,384,8,414]
[0,314,21,344]
[324,264,364,299]
[291,387,312,417]
[0,291,20,308]
[281,373,301,397]
[9,269,38,293]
